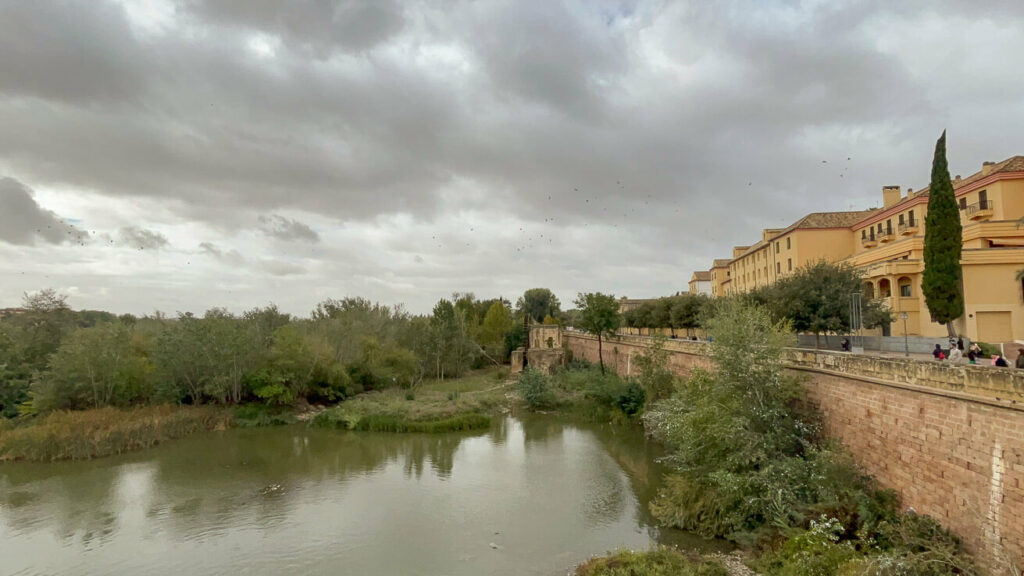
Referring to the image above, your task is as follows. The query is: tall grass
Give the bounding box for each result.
[575,548,727,576]
[313,411,490,433]
[0,405,230,462]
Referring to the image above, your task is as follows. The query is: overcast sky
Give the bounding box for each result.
[2,0,1024,316]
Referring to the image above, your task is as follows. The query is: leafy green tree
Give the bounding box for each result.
[633,335,676,401]
[516,288,561,324]
[922,130,964,338]
[644,299,816,540]
[0,321,30,417]
[479,301,514,360]
[31,322,154,411]
[762,260,891,347]
[574,292,621,375]
[17,289,74,371]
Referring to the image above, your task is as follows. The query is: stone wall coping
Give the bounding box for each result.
[564,330,1024,406]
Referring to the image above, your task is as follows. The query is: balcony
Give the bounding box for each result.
[878,230,895,243]
[861,236,878,248]
[966,199,994,220]
[898,222,919,236]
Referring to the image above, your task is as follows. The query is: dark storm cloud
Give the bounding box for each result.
[0,177,67,245]
[257,215,320,243]
[119,226,170,250]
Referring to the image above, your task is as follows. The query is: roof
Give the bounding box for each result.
[854,155,1024,227]
[711,259,731,268]
[729,209,877,261]
[917,155,1024,198]
[690,271,711,282]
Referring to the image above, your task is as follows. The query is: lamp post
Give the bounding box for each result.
[900,312,909,357]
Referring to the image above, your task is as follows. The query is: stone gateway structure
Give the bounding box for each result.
[562,329,1024,572]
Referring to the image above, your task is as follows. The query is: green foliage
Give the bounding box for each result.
[575,548,728,576]
[632,335,676,401]
[751,260,892,338]
[0,405,229,461]
[517,288,562,324]
[574,292,621,374]
[922,131,965,329]
[518,367,555,408]
[479,300,514,360]
[759,516,857,576]
[30,322,155,412]
[232,403,297,427]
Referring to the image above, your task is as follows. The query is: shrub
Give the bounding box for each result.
[575,548,727,576]
[232,404,297,427]
[518,367,555,408]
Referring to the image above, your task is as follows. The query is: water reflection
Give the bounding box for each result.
[0,416,724,576]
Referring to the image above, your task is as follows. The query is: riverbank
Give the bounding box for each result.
[0,368,514,462]
[312,368,512,432]
[0,405,231,462]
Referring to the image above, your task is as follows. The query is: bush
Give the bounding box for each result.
[575,548,727,576]
[518,367,555,408]
[232,404,297,427]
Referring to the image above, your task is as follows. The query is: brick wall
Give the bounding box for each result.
[563,331,1024,572]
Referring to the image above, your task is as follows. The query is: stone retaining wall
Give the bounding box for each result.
[563,330,1024,572]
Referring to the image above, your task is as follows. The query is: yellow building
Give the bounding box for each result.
[850,156,1024,344]
[688,271,711,296]
[724,212,876,295]
[709,259,731,298]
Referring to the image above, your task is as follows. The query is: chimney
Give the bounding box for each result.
[882,185,902,208]
[907,187,914,197]
[982,161,995,176]
[954,175,961,184]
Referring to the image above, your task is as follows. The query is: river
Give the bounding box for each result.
[0,415,722,576]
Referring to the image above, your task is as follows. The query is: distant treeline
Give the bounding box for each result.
[0,287,567,418]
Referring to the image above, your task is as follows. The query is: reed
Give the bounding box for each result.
[0,405,230,462]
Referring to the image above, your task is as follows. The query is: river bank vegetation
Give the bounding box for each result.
[0,287,565,459]
[568,298,977,576]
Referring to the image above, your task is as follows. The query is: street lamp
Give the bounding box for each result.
[900,312,909,357]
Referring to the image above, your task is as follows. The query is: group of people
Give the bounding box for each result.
[932,338,1024,368]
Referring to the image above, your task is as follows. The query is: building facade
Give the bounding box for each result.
[688,271,711,296]
[693,155,1024,344]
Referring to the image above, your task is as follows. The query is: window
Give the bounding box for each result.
[898,277,912,298]
[908,210,915,225]
[877,223,883,234]
[861,230,866,239]
[775,241,780,254]
[959,197,967,210]
[776,262,781,274]
[786,237,791,250]
[787,258,792,271]
[979,189,988,209]
[898,214,905,225]
[886,220,892,234]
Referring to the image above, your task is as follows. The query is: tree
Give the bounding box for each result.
[763,260,891,347]
[31,322,153,412]
[479,301,513,359]
[516,288,561,324]
[922,130,964,338]
[574,292,621,375]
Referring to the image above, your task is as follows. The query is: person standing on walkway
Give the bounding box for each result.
[948,346,962,363]
[956,337,964,351]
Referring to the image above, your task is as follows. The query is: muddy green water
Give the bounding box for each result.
[0,415,722,576]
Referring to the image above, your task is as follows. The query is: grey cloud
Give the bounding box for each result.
[261,260,306,277]
[0,177,68,245]
[182,0,405,55]
[2,1,1024,314]
[257,215,320,243]
[119,226,169,250]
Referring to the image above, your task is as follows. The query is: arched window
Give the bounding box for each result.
[898,277,913,298]
[878,278,892,298]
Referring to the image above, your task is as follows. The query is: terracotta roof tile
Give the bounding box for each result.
[691,271,711,281]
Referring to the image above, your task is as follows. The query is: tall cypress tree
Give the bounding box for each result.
[921,130,964,338]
